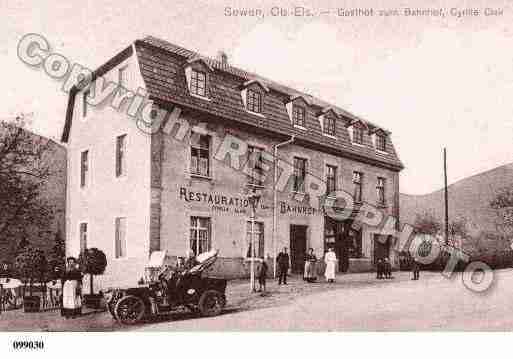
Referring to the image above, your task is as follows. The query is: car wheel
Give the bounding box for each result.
[114,295,146,325]
[198,290,223,317]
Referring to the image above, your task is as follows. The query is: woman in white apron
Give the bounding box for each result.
[61,257,83,318]
[324,247,337,283]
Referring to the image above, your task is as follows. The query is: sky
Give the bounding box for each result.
[1,0,512,195]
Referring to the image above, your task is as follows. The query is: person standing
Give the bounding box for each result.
[184,250,199,271]
[276,247,290,285]
[304,248,317,283]
[383,258,392,279]
[61,257,83,319]
[324,248,337,283]
[257,258,268,293]
[412,258,420,280]
[376,259,384,279]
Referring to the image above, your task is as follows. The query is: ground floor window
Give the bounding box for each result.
[79,222,88,253]
[246,221,264,258]
[190,217,211,256]
[115,217,127,258]
[347,228,363,258]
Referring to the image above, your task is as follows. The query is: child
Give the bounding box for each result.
[376,259,384,279]
[257,258,268,293]
[383,258,392,279]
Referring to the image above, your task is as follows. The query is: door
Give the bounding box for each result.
[325,217,348,272]
[373,234,390,263]
[290,225,307,273]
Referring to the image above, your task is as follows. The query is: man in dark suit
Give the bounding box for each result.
[412,259,420,280]
[376,259,384,279]
[276,247,290,285]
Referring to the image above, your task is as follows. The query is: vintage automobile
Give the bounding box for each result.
[105,250,227,325]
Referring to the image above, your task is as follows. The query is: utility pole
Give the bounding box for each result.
[444,148,449,245]
[246,189,260,293]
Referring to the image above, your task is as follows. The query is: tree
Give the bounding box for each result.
[490,185,513,239]
[14,246,47,296]
[79,248,107,295]
[447,217,469,248]
[47,228,66,280]
[413,211,442,236]
[0,115,54,250]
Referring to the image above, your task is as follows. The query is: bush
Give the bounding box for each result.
[78,248,107,295]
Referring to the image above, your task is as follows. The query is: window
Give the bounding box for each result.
[353,171,363,202]
[376,134,386,151]
[292,105,305,127]
[190,69,206,97]
[79,223,88,253]
[80,150,89,188]
[116,135,126,177]
[377,177,386,206]
[247,89,262,113]
[82,90,89,117]
[324,116,336,136]
[247,146,264,186]
[118,66,127,87]
[246,221,264,258]
[190,217,211,256]
[326,165,337,195]
[115,217,127,258]
[347,228,362,258]
[293,157,307,193]
[353,125,364,144]
[190,133,210,177]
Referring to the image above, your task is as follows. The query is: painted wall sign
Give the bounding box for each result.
[279,201,321,216]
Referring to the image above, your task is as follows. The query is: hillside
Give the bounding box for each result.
[400,163,513,238]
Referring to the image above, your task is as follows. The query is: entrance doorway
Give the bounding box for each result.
[324,217,349,272]
[373,234,390,263]
[290,225,307,273]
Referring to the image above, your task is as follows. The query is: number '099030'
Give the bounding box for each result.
[12,341,44,350]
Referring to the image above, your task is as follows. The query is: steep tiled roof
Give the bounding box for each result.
[136,36,403,170]
[61,36,403,171]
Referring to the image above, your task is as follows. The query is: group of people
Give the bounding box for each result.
[273,247,338,286]
[376,258,393,279]
[271,247,422,287]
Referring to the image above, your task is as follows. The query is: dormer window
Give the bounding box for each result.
[324,116,336,136]
[190,69,206,97]
[286,95,310,128]
[247,89,262,113]
[293,106,305,127]
[353,125,364,145]
[376,133,386,152]
[184,57,213,100]
[240,79,268,115]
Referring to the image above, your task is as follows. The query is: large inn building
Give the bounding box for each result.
[62,36,404,288]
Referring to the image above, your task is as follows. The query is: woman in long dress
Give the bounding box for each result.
[61,257,83,318]
[324,247,337,283]
[304,248,317,283]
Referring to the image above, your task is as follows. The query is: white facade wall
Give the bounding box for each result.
[66,53,152,289]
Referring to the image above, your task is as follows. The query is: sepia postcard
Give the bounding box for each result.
[1,0,512,357]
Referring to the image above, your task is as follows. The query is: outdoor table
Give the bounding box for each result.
[0,278,22,309]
